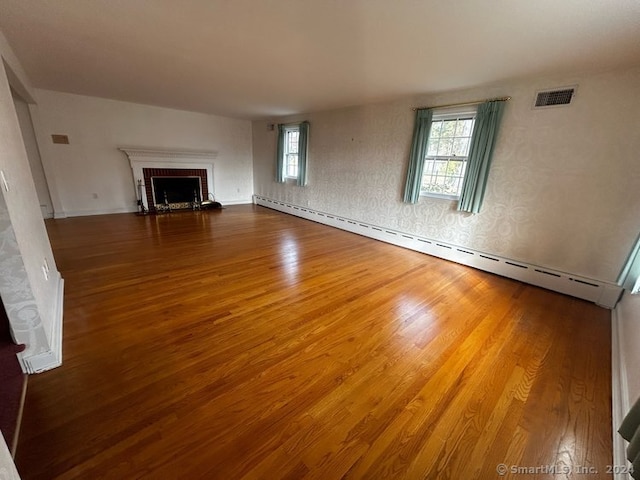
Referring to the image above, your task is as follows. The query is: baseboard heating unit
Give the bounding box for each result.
[253,195,623,309]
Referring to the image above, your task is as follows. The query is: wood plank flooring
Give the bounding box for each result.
[16,205,612,479]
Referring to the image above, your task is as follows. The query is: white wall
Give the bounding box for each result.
[253,66,640,284]
[12,92,53,218]
[32,89,253,217]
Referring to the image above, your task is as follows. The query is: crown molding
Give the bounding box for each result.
[119,147,218,160]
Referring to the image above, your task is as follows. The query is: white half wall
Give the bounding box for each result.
[31,89,254,217]
[252,66,640,285]
[0,29,63,373]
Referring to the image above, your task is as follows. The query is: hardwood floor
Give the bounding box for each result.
[16,205,612,479]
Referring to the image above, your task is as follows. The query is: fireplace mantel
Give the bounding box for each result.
[119,147,218,161]
[120,147,217,211]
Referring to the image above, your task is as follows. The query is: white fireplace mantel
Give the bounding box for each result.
[119,147,217,210]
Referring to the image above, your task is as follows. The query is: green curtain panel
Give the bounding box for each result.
[297,121,310,186]
[275,124,286,183]
[457,100,506,214]
[403,109,433,204]
[619,232,640,294]
[618,395,640,477]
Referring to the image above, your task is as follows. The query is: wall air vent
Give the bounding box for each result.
[533,86,576,108]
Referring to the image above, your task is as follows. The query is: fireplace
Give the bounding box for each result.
[143,168,208,212]
[153,177,201,206]
[120,147,217,213]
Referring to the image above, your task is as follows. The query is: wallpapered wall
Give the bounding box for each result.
[253,66,640,283]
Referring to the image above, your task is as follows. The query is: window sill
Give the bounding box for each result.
[420,193,460,201]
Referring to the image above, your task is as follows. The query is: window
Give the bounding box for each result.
[284,126,299,179]
[421,110,476,199]
[276,121,309,186]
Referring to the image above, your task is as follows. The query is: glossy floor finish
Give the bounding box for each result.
[17,205,612,479]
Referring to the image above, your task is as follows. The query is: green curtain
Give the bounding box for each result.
[403,109,433,203]
[275,124,286,183]
[457,100,506,213]
[619,233,640,294]
[297,121,310,186]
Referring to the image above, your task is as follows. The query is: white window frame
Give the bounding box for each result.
[420,107,477,201]
[283,125,300,180]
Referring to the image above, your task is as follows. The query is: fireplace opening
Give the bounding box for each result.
[152,176,201,206]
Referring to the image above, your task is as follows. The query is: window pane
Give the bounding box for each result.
[430,120,443,137]
[286,154,298,177]
[447,160,463,176]
[444,182,456,195]
[424,159,435,175]
[437,138,453,156]
[287,131,299,154]
[452,138,470,156]
[453,118,473,137]
[427,138,439,157]
[459,119,474,137]
[440,120,457,137]
[421,157,467,198]
[434,160,447,174]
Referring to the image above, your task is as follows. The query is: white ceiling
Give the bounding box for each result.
[1,0,639,119]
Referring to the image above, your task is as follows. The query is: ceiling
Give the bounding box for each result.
[1,0,639,119]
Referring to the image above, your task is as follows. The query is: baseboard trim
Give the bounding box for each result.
[59,200,252,217]
[62,207,138,217]
[19,276,64,374]
[254,195,623,308]
[220,198,253,206]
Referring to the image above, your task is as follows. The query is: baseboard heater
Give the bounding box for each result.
[253,195,623,309]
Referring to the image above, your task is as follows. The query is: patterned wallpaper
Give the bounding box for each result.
[0,190,49,358]
[253,66,640,283]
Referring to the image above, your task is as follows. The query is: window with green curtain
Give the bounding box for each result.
[275,121,309,186]
[619,233,640,294]
[403,100,506,211]
[457,100,506,213]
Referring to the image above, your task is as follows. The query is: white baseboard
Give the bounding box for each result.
[58,201,252,217]
[254,195,623,308]
[611,307,632,480]
[219,198,253,206]
[19,276,64,374]
[62,206,138,217]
